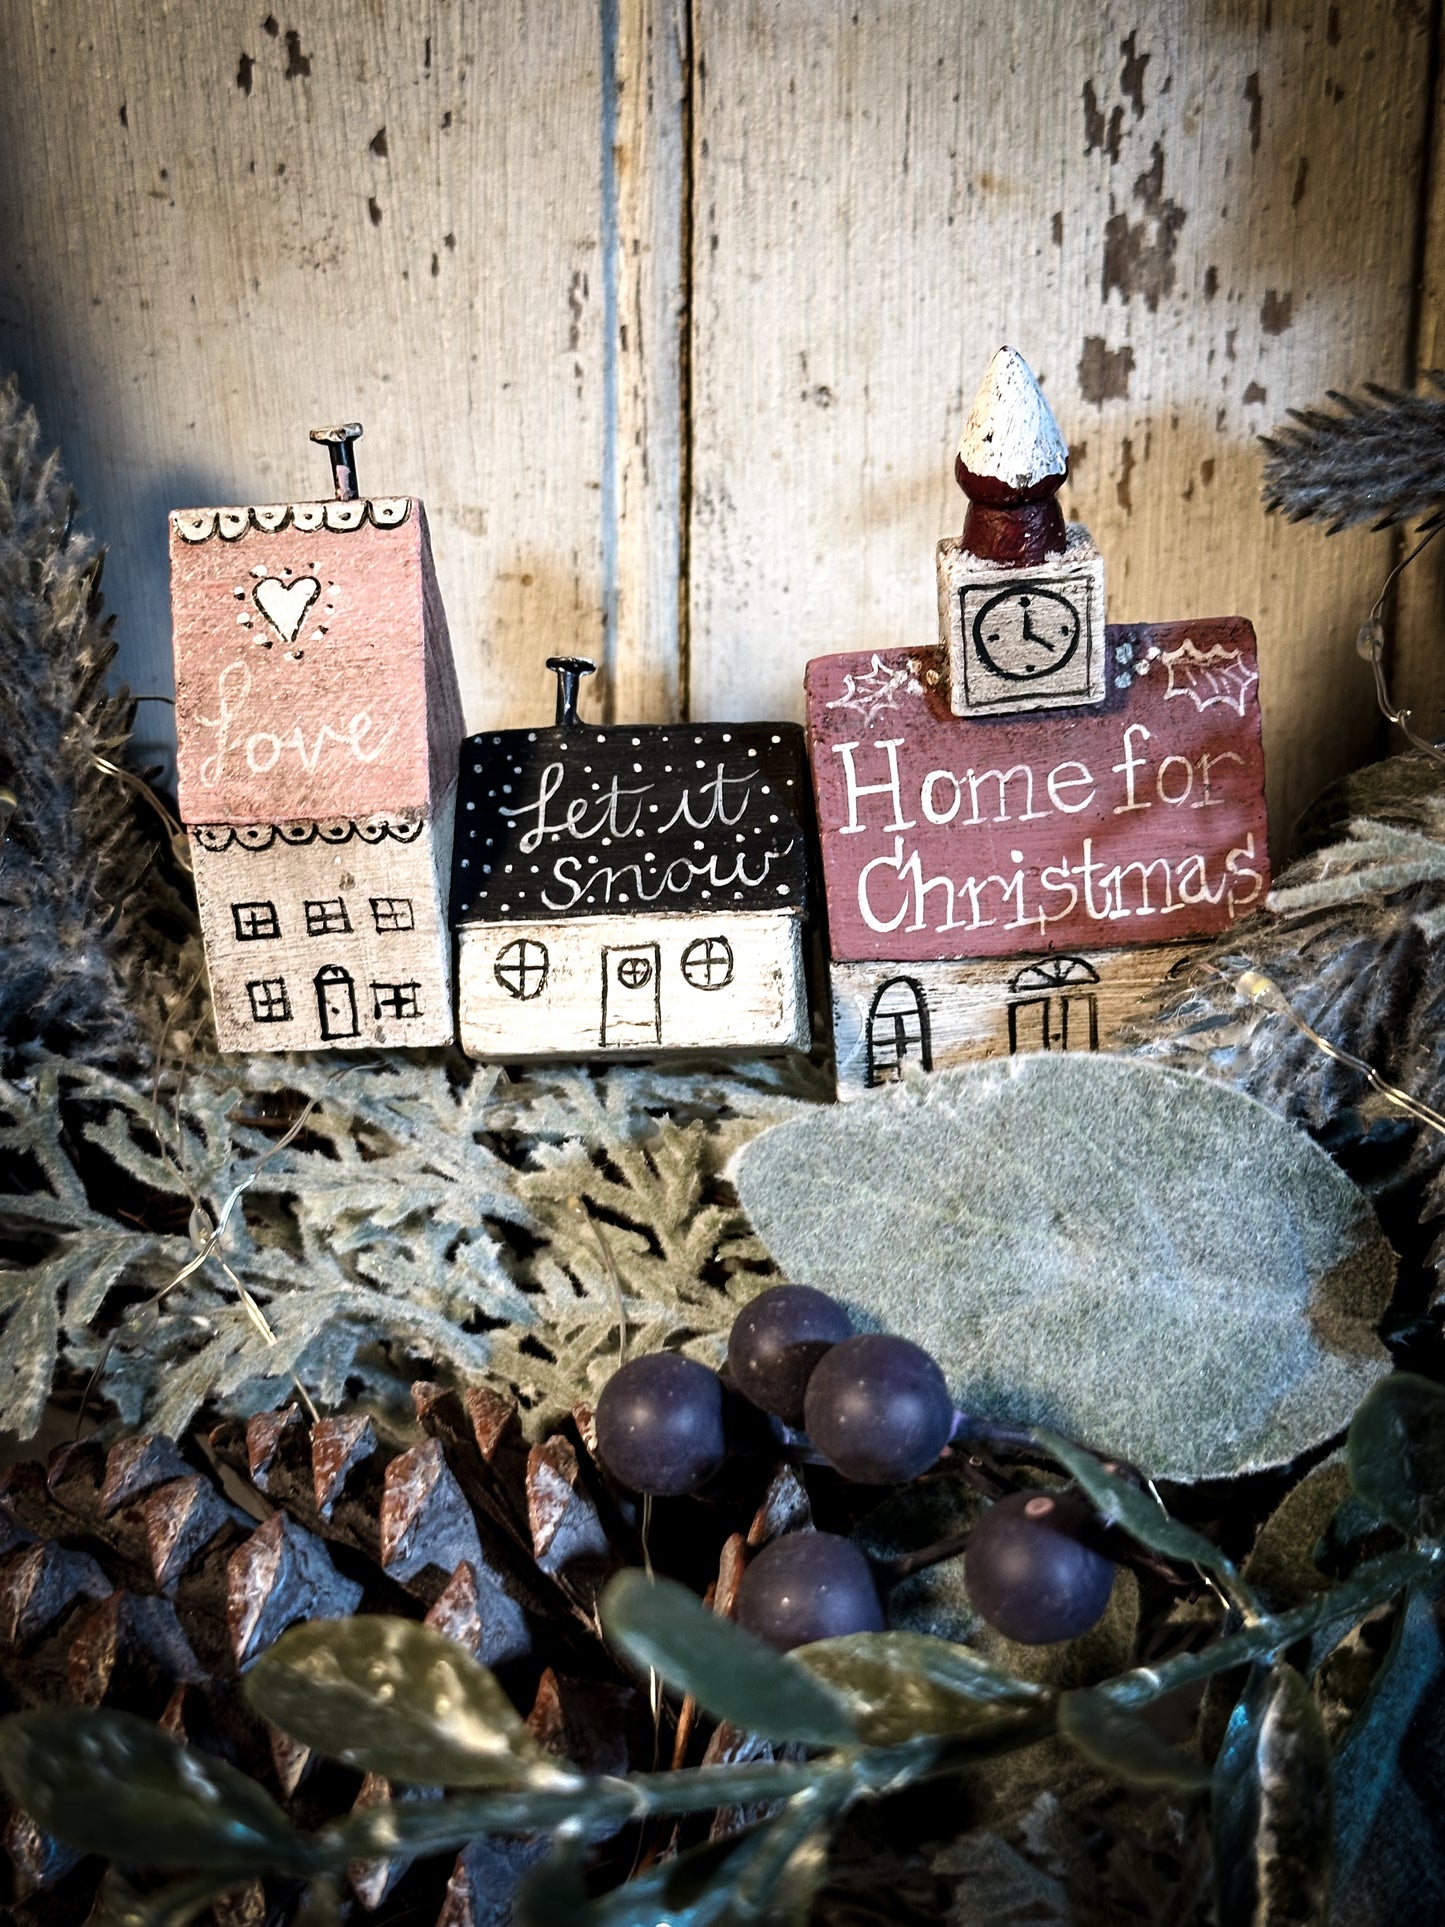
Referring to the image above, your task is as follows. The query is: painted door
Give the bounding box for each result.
[315,964,359,1040]
[601,942,663,1048]
[866,977,931,1086]
[1006,957,1100,1055]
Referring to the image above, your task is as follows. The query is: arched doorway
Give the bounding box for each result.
[314,964,360,1040]
[865,977,932,1087]
[1006,955,1099,1054]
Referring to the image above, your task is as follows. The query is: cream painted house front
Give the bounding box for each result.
[829,942,1192,1098]
[458,910,806,1059]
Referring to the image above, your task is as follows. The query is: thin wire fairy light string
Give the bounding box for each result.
[78,1090,329,1435]
[1356,520,1445,766]
[1235,966,1445,1139]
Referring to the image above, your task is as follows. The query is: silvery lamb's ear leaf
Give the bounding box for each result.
[733,1057,1395,1482]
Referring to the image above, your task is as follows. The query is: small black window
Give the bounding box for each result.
[681,934,735,990]
[246,977,292,1024]
[370,896,415,933]
[372,981,423,1019]
[232,900,280,941]
[495,938,549,1001]
[304,897,352,936]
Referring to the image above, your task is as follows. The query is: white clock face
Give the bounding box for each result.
[970,586,1081,682]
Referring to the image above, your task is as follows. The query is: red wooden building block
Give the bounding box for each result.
[804,351,1271,1095]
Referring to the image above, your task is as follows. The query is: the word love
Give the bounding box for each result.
[195,659,397,788]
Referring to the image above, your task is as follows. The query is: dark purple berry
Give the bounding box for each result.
[594,1354,726,1497]
[735,1531,885,1651]
[727,1284,855,1423]
[963,1490,1116,1644]
[802,1333,953,1484]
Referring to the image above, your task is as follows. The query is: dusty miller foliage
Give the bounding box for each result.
[1260,372,1445,532]
[0,1048,824,1443]
[0,384,828,1443]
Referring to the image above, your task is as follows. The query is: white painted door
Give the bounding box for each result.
[601,943,663,1048]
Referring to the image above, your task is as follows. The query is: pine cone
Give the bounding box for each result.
[0,1383,798,1925]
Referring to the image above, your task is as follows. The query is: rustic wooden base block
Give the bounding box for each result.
[191,789,455,1053]
[937,528,1106,717]
[457,910,807,1061]
[829,941,1194,1098]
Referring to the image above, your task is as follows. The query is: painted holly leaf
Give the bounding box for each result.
[822,652,921,729]
[1160,638,1259,716]
[733,1057,1395,1481]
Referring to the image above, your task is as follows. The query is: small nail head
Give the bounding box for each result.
[310,424,363,501]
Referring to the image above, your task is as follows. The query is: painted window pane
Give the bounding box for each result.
[681,934,735,990]
[232,900,280,941]
[305,897,352,936]
[370,895,415,932]
[372,981,423,1019]
[494,938,549,1001]
[246,976,292,1023]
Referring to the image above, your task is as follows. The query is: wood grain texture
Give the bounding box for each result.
[608,0,689,723]
[689,2,1432,839]
[1394,41,1445,741]
[0,0,1436,838]
[0,0,611,770]
[829,941,1196,1097]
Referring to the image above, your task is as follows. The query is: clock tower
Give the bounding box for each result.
[936,347,1107,717]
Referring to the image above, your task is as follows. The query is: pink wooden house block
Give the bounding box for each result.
[170,426,463,1052]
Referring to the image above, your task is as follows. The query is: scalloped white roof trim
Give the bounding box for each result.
[172,498,412,542]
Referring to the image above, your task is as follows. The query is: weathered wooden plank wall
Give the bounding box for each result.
[0,0,615,767]
[0,1,1439,839]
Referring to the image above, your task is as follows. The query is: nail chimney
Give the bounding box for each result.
[309,422,364,502]
[546,656,596,729]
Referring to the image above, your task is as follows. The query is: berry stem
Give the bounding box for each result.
[1100,1543,1441,1707]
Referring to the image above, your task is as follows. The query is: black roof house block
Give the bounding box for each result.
[451,664,812,929]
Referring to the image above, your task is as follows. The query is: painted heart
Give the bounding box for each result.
[253,574,321,645]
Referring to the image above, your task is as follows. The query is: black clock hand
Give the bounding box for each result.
[1018,609,1055,651]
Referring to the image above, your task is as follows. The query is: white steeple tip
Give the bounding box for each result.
[957,347,1069,494]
